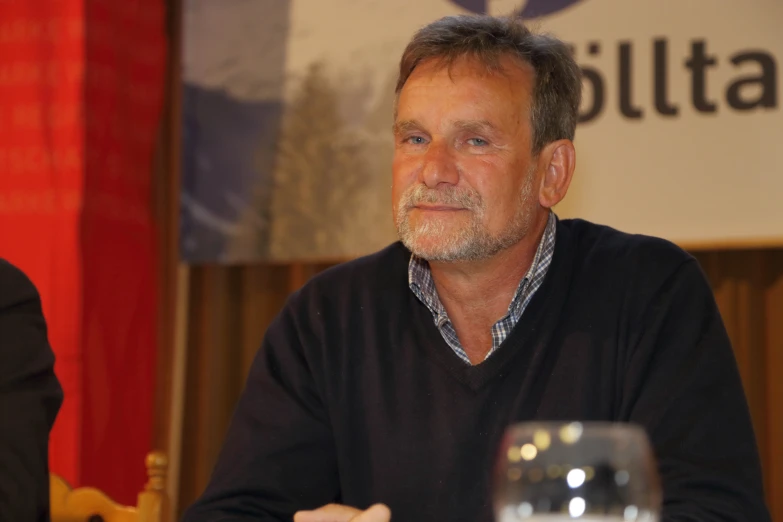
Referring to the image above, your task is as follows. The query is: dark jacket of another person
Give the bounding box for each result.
[0,259,63,522]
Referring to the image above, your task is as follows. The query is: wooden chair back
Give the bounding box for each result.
[50,452,167,522]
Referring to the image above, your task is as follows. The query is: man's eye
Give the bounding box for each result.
[406,136,426,145]
[467,138,488,146]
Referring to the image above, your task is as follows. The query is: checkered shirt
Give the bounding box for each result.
[408,212,557,365]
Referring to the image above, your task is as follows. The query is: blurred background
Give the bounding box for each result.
[0,0,781,520]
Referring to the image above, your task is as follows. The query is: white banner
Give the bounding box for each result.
[182,0,782,262]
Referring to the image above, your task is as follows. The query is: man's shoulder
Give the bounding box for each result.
[293,242,410,302]
[558,219,707,322]
[560,218,695,278]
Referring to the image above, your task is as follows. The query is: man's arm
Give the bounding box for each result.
[621,259,770,521]
[182,293,340,521]
[0,259,63,522]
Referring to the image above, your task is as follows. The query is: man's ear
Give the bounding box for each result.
[537,139,576,208]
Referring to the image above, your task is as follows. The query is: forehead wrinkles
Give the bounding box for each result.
[395,62,531,134]
[396,54,534,114]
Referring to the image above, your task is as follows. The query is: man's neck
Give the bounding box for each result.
[429,212,549,313]
[427,212,550,363]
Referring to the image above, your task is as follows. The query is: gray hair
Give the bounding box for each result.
[395,15,582,154]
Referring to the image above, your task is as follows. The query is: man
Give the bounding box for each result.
[0,259,63,521]
[183,15,770,522]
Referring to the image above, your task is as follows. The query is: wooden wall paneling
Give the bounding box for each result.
[151,0,184,519]
[166,265,190,521]
[728,252,768,476]
[239,265,293,379]
[178,267,241,512]
[763,250,783,518]
[178,268,209,512]
[153,0,183,455]
[694,250,780,518]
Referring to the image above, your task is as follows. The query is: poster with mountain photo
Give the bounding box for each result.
[180,0,783,263]
[179,0,559,263]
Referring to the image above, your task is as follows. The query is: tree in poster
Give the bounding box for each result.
[269,63,371,260]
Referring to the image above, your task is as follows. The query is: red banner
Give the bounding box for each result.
[0,0,86,487]
[0,0,165,505]
[80,0,166,503]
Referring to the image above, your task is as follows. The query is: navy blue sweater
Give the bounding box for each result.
[183,218,769,522]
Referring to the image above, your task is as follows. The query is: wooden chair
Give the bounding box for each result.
[50,452,168,522]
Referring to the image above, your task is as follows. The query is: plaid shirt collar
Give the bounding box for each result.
[408,212,557,364]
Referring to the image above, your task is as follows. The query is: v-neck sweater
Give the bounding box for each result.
[183,218,770,522]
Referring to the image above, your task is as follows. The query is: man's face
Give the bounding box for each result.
[392,55,540,262]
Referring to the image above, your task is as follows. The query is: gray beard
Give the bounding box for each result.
[395,171,536,262]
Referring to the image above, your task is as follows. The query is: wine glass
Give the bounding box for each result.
[492,422,661,521]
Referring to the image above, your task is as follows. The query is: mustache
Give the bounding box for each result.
[401,185,483,211]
